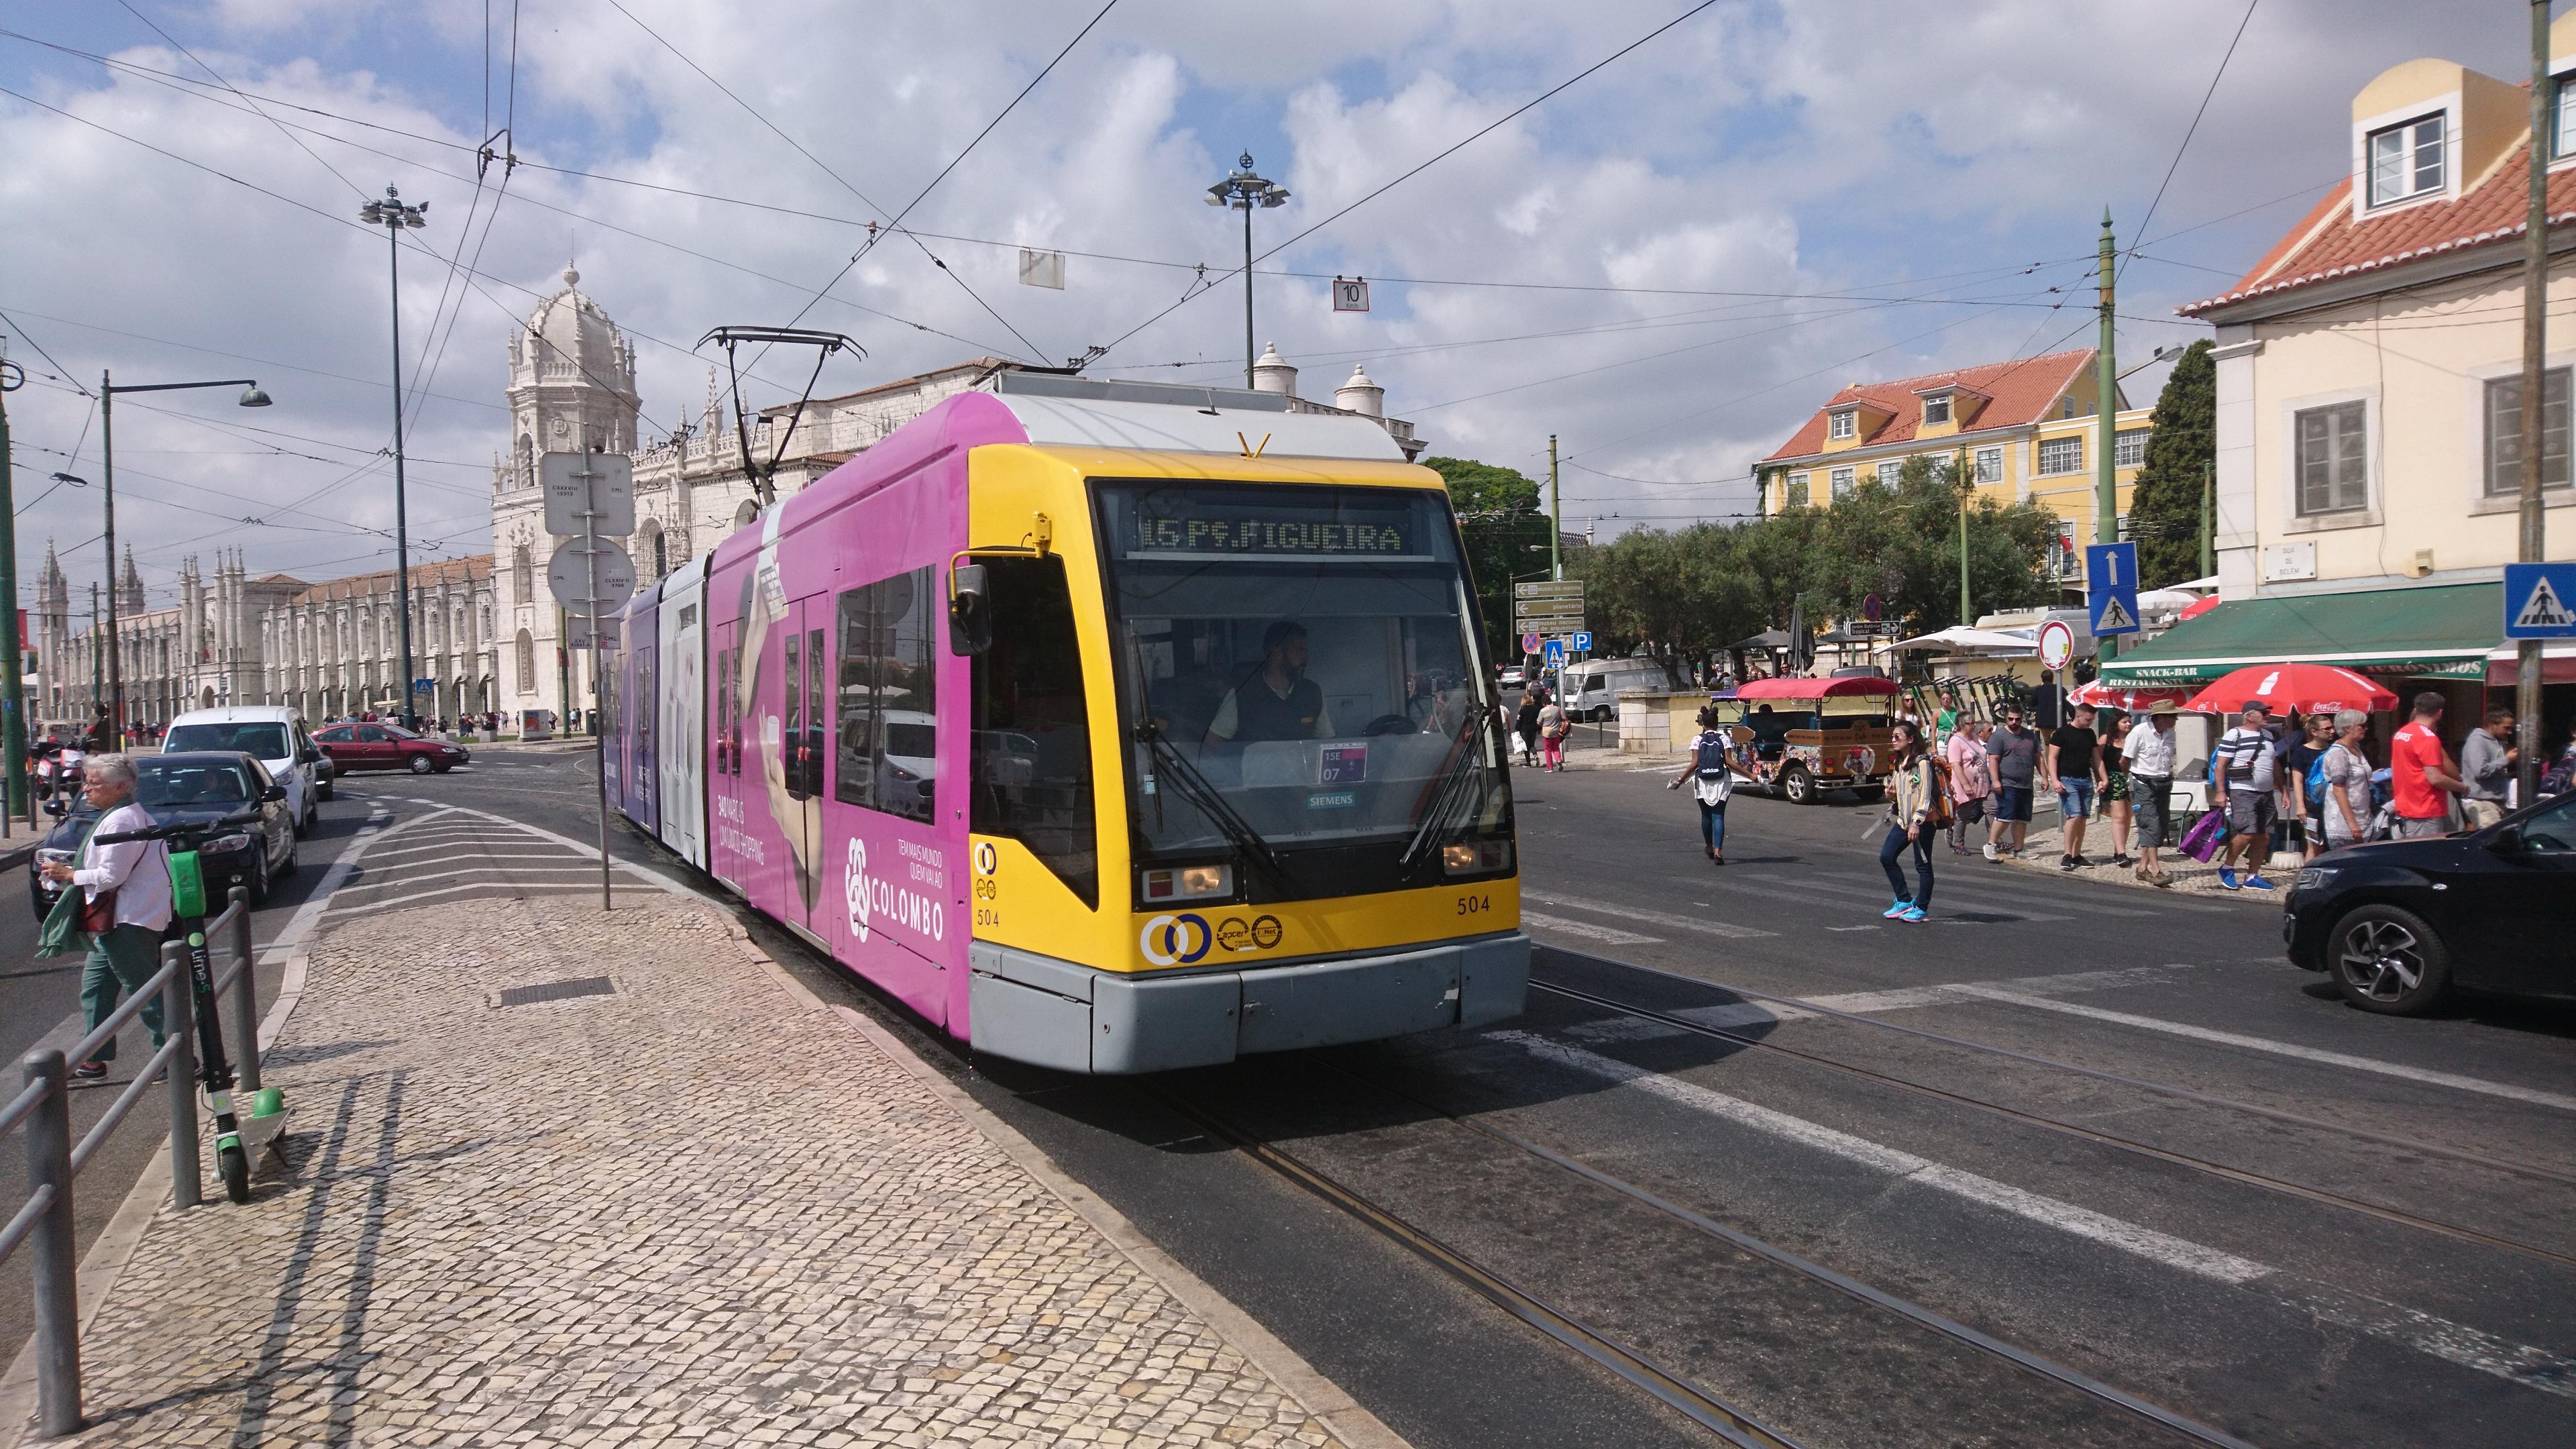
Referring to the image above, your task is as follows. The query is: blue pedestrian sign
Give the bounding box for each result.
[2084,542,2140,637]
[1570,631,1593,653]
[1542,639,1566,667]
[2504,561,2576,639]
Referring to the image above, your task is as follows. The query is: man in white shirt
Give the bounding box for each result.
[39,754,172,1079]
[2121,703,2180,887]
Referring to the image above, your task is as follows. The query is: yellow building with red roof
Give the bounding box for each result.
[1756,346,2153,584]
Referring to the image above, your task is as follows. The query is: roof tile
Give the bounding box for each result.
[1762,349,2096,464]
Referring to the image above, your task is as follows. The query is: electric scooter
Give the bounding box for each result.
[95,808,261,1203]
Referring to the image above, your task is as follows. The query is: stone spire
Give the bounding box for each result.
[118,546,145,615]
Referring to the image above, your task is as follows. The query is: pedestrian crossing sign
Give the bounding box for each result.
[2504,562,2576,639]
[2091,593,2137,633]
[2084,542,2140,637]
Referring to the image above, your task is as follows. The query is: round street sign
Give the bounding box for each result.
[1519,631,1541,654]
[548,537,637,615]
[1861,593,1884,623]
[2037,619,2075,670]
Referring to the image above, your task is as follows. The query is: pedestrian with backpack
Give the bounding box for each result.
[1878,720,1937,922]
[1666,704,1736,865]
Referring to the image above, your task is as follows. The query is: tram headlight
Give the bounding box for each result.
[1442,840,1511,876]
[1143,863,1232,902]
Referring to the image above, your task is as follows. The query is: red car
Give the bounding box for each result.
[312,722,471,775]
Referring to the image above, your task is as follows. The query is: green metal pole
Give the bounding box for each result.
[2095,210,2120,662]
[2199,460,2215,579]
[1958,455,1972,627]
[2518,0,2550,808]
[1548,433,1562,582]
[0,385,23,829]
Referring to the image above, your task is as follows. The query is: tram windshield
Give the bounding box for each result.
[1095,481,1510,892]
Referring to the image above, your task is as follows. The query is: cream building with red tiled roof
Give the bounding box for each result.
[1757,346,2152,582]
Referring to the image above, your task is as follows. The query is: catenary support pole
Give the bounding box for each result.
[2199,460,2215,580]
[1548,435,1562,583]
[584,470,612,911]
[2095,210,2120,663]
[388,219,420,732]
[2520,0,2550,807]
[0,379,24,831]
[99,374,121,749]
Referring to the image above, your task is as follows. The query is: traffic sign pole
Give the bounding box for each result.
[582,462,612,911]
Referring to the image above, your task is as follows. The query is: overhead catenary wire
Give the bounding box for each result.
[2120,0,2260,282]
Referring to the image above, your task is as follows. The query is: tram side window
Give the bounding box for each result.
[833,567,938,822]
[972,555,1097,908]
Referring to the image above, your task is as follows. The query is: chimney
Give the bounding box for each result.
[1252,341,1297,397]
[1333,364,1384,419]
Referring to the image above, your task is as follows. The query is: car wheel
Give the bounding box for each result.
[248,859,270,908]
[408,755,434,775]
[1782,765,1818,806]
[2330,904,2451,1015]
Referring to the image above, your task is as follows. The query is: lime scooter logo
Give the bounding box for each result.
[1138,913,1212,966]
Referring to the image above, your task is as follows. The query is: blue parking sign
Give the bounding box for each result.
[2504,561,2576,639]
[2084,542,2140,637]
[1542,639,1566,667]
[1571,631,1593,652]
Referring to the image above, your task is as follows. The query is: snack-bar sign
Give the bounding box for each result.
[1132,515,1411,555]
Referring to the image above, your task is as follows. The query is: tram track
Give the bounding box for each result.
[1527,969,2576,1273]
[1150,1069,2256,1449]
[1536,947,2576,1193]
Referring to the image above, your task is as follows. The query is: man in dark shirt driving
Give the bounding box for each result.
[1206,621,1335,744]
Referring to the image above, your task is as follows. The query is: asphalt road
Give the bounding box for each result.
[88,745,2573,1449]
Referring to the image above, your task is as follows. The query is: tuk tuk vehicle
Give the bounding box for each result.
[1710,676,1898,804]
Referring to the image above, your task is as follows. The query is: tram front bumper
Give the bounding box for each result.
[968,931,1531,1075]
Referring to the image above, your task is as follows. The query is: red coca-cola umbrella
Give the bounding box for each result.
[2068,680,2193,712]
[2180,663,2397,718]
[2178,594,2222,621]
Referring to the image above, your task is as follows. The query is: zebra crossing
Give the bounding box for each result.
[315,794,692,927]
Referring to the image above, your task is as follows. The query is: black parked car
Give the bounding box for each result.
[2284,788,2576,1014]
[30,752,299,920]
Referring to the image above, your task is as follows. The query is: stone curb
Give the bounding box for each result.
[0,841,34,874]
[721,921,1413,1449]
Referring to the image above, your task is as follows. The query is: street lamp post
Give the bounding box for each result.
[99,374,270,749]
[1206,152,1289,388]
[360,184,430,730]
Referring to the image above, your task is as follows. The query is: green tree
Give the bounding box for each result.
[2127,340,2215,588]
[1803,457,2057,633]
[1424,455,1549,661]
[1573,523,1761,686]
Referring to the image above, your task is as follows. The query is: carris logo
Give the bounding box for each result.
[1139,913,1212,967]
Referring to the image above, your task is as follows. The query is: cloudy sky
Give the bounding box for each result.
[0,0,2536,614]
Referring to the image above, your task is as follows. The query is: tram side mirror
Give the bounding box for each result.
[949,563,992,657]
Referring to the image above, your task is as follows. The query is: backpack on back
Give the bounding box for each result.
[1923,758,1955,829]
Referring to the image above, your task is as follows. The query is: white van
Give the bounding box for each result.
[1560,658,1669,722]
[160,705,324,836]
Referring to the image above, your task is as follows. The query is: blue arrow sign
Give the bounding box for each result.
[1571,631,1593,652]
[1542,639,1566,667]
[2504,561,2576,639]
[2084,542,2140,637]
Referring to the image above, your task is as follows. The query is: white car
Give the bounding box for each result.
[160,705,325,835]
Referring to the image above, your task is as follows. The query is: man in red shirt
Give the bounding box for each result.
[2388,692,2467,839]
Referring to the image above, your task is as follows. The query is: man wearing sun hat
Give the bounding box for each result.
[2121,701,2180,886]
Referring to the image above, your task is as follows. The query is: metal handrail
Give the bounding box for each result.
[0,884,265,1438]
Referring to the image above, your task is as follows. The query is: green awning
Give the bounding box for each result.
[2100,583,2500,686]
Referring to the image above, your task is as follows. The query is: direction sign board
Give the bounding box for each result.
[564,614,621,651]
[1514,580,1585,599]
[1514,604,1584,626]
[1571,631,1593,652]
[539,451,637,537]
[548,537,637,616]
[2504,561,2576,639]
[2084,541,2141,637]
[1541,639,1566,667]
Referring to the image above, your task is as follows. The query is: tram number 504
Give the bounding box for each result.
[1455,894,1493,916]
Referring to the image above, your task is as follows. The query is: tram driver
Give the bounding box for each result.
[1205,621,1335,745]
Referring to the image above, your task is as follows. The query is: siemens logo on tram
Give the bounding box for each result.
[845,837,945,946]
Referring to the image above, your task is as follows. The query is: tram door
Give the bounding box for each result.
[708,616,748,893]
[777,597,829,926]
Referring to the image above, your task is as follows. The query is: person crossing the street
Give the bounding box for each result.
[1666,704,1735,865]
[1878,720,1937,922]
[1944,716,1993,855]
[1513,690,1542,767]
[1536,692,1569,772]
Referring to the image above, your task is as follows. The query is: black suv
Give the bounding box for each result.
[30,753,298,919]
[2284,789,2576,1014]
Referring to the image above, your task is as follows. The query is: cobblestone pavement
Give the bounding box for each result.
[39,895,1350,1448]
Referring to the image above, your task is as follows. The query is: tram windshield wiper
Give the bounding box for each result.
[1398,714,1494,869]
[1136,723,1290,886]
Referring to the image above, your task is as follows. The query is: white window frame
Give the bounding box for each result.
[1829,466,1855,499]
[2037,437,2082,476]
[2364,113,2445,209]
[1973,447,2003,484]
[2114,429,2148,470]
[2286,394,2373,521]
[1876,456,1908,486]
[1827,409,1856,441]
[2555,74,2576,163]
[1922,394,1951,426]
[1786,471,1811,507]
